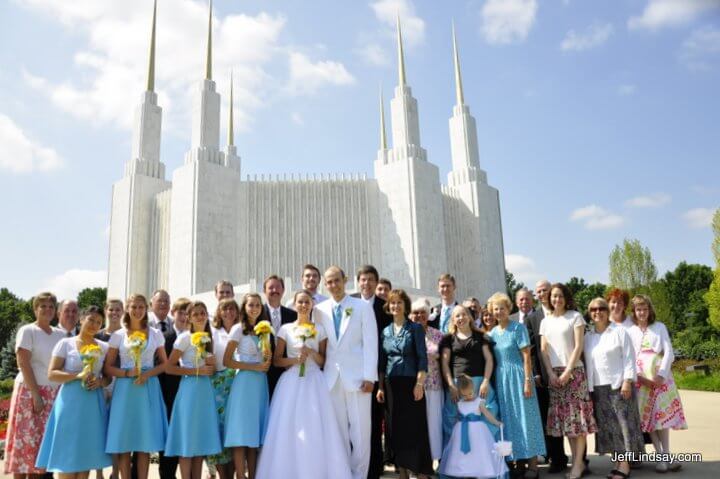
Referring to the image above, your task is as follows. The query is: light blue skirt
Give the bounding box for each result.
[106,375,168,453]
[165,375,222,457]
[223,370,269,448]
[35,381,112,473]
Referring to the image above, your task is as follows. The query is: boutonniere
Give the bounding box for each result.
[344,308,353,318]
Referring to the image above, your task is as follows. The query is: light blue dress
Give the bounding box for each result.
[489,321,546,460]
[106,328,168,454]
[36,338,112,473]
[164,331,222,457]
[223,324,269,448]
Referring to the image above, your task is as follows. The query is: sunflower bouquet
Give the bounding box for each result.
[125,331,147,378]
[78,343,103,389]
[296,323,317,377]
[191,331,211,376]
[253,320,275,360]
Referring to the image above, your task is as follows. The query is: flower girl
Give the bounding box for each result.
[440,374,508,479]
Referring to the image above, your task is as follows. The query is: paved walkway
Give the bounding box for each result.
[4,389,717,478]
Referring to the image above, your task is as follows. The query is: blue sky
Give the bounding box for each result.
[1,0,719,300]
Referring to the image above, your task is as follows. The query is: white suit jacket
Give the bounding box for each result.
[314,295,378,391]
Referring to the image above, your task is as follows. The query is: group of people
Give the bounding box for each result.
[3,264,689,479]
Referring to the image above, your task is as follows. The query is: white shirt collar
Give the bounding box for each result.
[361,294,375,304]
[331,295,348,309]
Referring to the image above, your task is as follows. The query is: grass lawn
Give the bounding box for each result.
[673,358,720,392]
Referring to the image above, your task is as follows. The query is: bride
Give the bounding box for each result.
[256,290,352,479]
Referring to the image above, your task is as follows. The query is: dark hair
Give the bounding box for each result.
[293,289,315,304]
[438,273,456,286]
[549,283,577,312]
[263,274,285,291]
[214,280,234,294]
[213,298,240,329]
[378,278,392,288]
[356,264,380,282]
[383,289,412,317]
[122,294,149,330]
[606,288,630,310]
[171,297,192,314]
[187,301,214,353]
[80,305,105,328]
[302,264,321,277]
[239,293,268,335]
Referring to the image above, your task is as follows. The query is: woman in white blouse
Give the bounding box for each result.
[104,294,169,479]
[627,295,687,473]
[584,298,644,479]
[207,298,241,477]
[539,283,596,479]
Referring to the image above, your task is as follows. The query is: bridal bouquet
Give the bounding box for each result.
[296,323,317,377]
[125,331,147,378]
[78,343,103,390]
[253,320,275,360]
[191,331,211,376]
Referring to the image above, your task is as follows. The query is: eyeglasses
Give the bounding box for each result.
[589,307,609,313]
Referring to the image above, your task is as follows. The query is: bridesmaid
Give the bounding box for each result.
[165,301,222,479]
[104,294,168,479]
[36,306,113,476]
[3,291,65,478]
[487,293,545,479]
[627,294,687,473]
[222,293,272,479]
[207,299,241,478]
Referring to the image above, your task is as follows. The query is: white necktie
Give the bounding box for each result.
[271,309,280,331]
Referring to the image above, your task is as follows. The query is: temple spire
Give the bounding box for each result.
[205,0,212,80]
[396,15,406,88]
[146,0,157,92]
[452,21,464,107]
[228,71,234,147]
[379,88,387,150]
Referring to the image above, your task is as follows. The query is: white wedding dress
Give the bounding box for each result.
[256,322,352,479]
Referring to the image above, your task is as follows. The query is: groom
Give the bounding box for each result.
[314,265,378,479]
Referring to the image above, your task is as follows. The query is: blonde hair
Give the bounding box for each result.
[487,292,512,312]
[448,305,482,335]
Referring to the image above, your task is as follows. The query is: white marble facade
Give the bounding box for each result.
[107,6,505,303]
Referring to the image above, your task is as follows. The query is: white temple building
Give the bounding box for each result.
[107,2,505,303]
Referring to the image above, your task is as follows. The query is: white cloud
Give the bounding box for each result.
[683,207,716,228]
[618,84,637,96]
[42,269,107,301]
[481,0,538,45]
[370,0,425,47]
[570,204,625,230]
[0,113,63,173]
[17,0,348,135]
[625,193,671,207]
[628,0,720,31]
[356,42,390,66]
[291,112,304,126]
[286,52,355,96]
[680,26,720,70]
[505,254,542,285]
[561,23,614,51]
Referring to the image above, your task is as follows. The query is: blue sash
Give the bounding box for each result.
[457,412,483,454]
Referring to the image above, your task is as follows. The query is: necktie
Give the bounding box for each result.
[333,304,343,339]
[159,321,167,332]
[272,309,280,330]
[441,306,452,333]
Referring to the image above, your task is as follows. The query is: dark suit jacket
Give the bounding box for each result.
[524,308,549,386]
[157,327,180,418]
[428,301,458,331]
[265,305,297,396]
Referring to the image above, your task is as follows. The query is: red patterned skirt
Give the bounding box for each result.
[547,367,597,438]
[3,381,58,474]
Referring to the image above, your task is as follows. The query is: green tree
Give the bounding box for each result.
[712,208,720,264]
[505,269,525,303]
[662,262,712,331]
[0,288,33,353]
[575,282,607,314]
[566,277,589,297]
[0,323,21,379]
[77,287,107,310]
[705,269,720,331]
[608,238,658,289]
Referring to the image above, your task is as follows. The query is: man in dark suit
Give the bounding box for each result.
[263,275,297,396]
[351,265,392,479]
[152,291,186,479]
[526,280,569,474]
[428,273,459,333]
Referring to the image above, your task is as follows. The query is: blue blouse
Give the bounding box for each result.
[379,320,428,377]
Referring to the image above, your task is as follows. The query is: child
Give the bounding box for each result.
[440,374,509,478]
